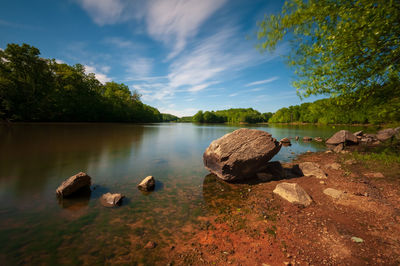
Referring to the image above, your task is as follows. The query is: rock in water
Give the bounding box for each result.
[100,193,124,207]
[299,162,327,179]
[203,128,281,182]
[273,182,312,206]
[326,130,358,145]
[56,172,91,197]
[280,137,291,144]
[138,176,155,191]
[303,136,312,141]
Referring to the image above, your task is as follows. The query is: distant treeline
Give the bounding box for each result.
[191,108,273,123]
[270,96,400,124]
[0,43,167,122]
[186,95,400,125]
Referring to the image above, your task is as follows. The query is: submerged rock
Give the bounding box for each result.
[273,182,312,206]
[326,130,358,145]
[203,128,281,182]
[56,172,91,197]
[100,193,124,207]
[138,176,155,191]
[299,162,327,179]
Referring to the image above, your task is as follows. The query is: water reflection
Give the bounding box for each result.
[0,123,147,197]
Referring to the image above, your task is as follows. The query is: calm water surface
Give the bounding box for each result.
[0,123,373,264]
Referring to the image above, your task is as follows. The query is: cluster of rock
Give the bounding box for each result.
[325,127,399,152]
[202,127,397,207]
[56,173,156,208]
[277,127,399,152]
[279,136,324,145]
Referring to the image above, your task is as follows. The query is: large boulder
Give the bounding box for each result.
[326,130,358,145]
[273,182,312,206]
[203,128,281,182]
[56,172,91,197]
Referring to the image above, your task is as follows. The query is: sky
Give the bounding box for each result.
[0,0,321,117]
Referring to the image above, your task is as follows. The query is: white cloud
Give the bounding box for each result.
[77,0,124,25]
[76,0,227,58]
[104,37,135,48]
[245,76,279,87]
[158,107,198,117]
[55,59,65,64]
[145,0,227,59]
[84,65,112,84]
[127,76,168,82]
[229,93,239,97]
[125,57,153,79]
[133,26,281,104]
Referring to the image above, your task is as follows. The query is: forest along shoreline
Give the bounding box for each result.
[163,128,400,265]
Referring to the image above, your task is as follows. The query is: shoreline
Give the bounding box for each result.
[163,146,400,265]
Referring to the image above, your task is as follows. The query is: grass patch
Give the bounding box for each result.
[352,150,400,165]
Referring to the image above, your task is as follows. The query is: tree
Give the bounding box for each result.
[193,111,204,123]
[0,43,55,120]
[0,43,163,123]
[257,0,400,103]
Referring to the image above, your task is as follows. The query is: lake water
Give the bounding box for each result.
[0,123,373,264]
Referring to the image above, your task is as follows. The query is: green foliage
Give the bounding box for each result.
[161,113,178,122]
[257,0,400,105]
[193,110,204,123]
[0,43,162,122]
[269,95,399,124]
[177,116,193,122]
[192,108,269,124]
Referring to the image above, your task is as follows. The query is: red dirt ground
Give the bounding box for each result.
[164,151,400,265]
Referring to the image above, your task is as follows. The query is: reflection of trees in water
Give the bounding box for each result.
[0,123,154,195]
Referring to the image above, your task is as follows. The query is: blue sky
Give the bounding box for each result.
[0,0,321,117]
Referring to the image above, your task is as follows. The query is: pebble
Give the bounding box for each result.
[144,241,157,249]
[351,236,364,243]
